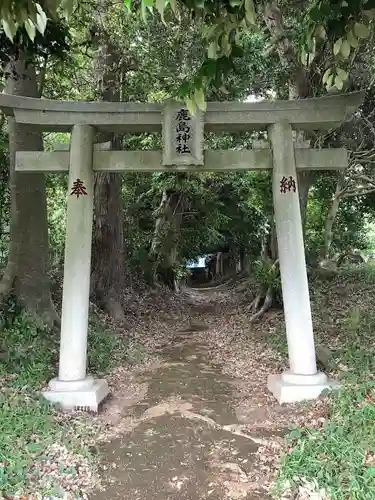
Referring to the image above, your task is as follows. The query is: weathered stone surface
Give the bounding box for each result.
[16,147,348,173]
[0,91,364,132]
[44,378,109,412]
[269,121,325,390]
[46,124,109,411]
[162,100,204,166]
[267,372,339,404]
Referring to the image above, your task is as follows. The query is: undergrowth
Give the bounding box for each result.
[275,380,375,500]
[272,267,375,500]
[0,296,144,496]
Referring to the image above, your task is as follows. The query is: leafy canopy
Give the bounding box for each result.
[0,0,74,40]
[1,0,373,108]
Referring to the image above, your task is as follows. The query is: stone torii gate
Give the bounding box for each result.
[0,92,363,410]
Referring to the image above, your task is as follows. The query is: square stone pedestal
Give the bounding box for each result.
[268,371,339,404]
[43,376,109,412]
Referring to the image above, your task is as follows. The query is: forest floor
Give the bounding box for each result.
[86,281,338,500]
[92,288,281,500]
[1,267,375,499]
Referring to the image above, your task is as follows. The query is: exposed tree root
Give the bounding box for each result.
[249,286,274,324]
[0,260,15,301]
[104,295,126,322]
[19,292,61,330]
[0,261,61,329]
[248,292,263,313]
[40,302,61,330]
[94,287,126,322]
[246,258,279,323]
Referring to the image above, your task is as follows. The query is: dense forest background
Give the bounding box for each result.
[2,0,375,326]
[2,2,375,499]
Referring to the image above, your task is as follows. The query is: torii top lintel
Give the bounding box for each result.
[0,91,364,134]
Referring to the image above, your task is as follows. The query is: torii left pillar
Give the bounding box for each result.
[44,124,109,411]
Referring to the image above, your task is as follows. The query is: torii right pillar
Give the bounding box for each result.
[268,121,334,403]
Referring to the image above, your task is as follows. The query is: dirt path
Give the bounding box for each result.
[91,286,327,500]
[92,334,274,500]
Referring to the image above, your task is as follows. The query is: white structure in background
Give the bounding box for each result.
[186,257,207,269]
[0,91,363,409]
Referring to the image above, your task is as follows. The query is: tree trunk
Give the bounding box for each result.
[216,252,223,276]
[297,171,313,238]
[92,169,125,320]
[261,220,278,263]
[263,2,315,236]
[244,217,278,323]
[320,171,345,261]
[1,55,58,326]
[91,24,126,321]
[150,190,170,259]
[150,190,184,289]
[263,2,311,99]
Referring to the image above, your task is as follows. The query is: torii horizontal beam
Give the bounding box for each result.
[16,147,348,173]
[0,91,364,133]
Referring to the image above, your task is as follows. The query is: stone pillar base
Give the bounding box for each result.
[43,376,109,412]
[267,371,339,404]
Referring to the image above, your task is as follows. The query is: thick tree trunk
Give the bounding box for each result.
[150,190,184,289]
[264,2,311,99]
[150,190,170,259]
[320,171,345,261]
[261,220,278,264]
[92,170,125,320]
[91,25,126,320]
[1,56,58,326]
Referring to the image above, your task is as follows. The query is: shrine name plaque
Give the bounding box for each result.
[162,100,204,166]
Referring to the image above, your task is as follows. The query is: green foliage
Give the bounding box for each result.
[0,313,56,388]
[0,391,59,496]
[88,315,146,374]
[119,165,269,283]
[0,0,75,42]
[121,0,374,103]
[1,0,373,96]
[253,259,282,299]
[337,305,375,378]
[0,307,141,388]
[1,0,374,289]
[46,173,68,270]
[0,19,71,75]
[275,270,375,500]
[1,3,375,497]
[302,0,375,90]
[275,381,375,500]
[0,305,143,495]
[306,172,373,261]
[123,0,268,107]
